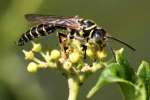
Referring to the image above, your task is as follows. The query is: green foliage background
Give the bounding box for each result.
[0,0,149,100]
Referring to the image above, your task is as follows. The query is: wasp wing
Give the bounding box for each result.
[25,14,82,30]
[25,14,69,24]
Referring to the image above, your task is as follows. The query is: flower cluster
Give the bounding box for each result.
[21,37,149,100]
[23,39,106,75]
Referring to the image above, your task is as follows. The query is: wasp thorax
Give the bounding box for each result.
[82,20,96,30]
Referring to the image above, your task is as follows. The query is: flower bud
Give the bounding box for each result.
[23,50,34,60]
[32,42,42,52]
[27,62,38,72]
[86,48,95,58]
[69,52,80,63]
[97,50,107,59]
[71,39,82,51]
[50,50,61,60]
[63,61,72,71]
[72,39,81,47]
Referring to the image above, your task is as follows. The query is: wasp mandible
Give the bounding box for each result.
[17,14,136,58]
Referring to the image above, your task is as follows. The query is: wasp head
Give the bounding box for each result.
[90,28,107,48]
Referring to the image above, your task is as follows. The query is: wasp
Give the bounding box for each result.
[17,14,135,58]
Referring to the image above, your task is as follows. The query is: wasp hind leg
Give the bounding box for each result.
[57,32,69,59]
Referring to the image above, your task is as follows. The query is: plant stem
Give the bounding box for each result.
[68,77,80,100]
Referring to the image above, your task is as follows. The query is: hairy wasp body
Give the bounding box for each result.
[17,14,135,52]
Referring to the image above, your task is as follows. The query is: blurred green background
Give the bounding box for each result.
[0,0,149,100]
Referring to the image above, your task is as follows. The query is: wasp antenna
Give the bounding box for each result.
[106,43,116,61]
[106,35,136,51]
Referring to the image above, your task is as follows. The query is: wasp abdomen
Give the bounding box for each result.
[17,24,57,46]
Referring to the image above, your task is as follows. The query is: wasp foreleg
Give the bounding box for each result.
[81,44,87,59]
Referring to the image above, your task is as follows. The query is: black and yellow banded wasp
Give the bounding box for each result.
[17,14,135,58]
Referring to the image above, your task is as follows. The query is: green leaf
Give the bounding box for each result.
[115,48,135,82]
[137,61,150,100]
[86,48,146,100]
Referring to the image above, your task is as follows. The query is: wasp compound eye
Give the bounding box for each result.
[93,31,101,42]
[92,29,106,42]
